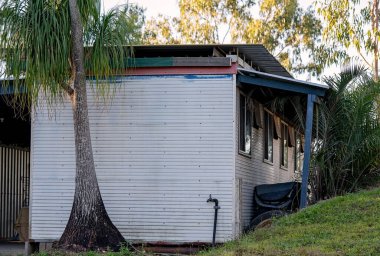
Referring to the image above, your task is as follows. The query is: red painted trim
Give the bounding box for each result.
[114,63,238,76]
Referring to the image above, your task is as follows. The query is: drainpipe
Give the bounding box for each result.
[207,194,220,247]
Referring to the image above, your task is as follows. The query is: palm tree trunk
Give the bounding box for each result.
[57,0,125,251]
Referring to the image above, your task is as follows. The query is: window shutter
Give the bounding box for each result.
[247,98,255,112]
[273,115,281,139]
[254,103,263,128]
[288,126,295,147]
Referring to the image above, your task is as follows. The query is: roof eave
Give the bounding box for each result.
[237,68,328,97]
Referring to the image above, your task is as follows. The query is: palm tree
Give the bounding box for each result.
[0,0,142,251]
[312,64,380,199]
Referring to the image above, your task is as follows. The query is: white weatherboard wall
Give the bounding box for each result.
[235,88,296,230]
[30,75,235,243]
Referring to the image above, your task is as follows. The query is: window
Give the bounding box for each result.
[239,94,252,155]
[264,111,273,162]
[295,132,303,173]
[280,122,288,168]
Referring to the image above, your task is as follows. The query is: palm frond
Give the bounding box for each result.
[0,0,144,109]
[313,62,380,198]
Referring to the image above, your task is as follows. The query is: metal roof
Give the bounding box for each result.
[130,44,292,78]
[237,68,328,96]
[238,68,328,90]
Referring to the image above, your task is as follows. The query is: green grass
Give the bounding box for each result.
[200,188,380,256]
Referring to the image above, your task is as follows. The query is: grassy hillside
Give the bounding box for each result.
[200,188,380,256]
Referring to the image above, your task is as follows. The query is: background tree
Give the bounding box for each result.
[0,0,144,251]
[176,0,253,44]
[317,0,380,80]
[143,0,328,76]
[232,0,326,76]
[143,0,252,44]
[143,14,181,44]
[177,0,222,43]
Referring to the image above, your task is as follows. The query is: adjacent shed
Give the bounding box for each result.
[0,87,30,241]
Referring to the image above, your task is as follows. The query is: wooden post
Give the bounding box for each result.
[300,94,315,209]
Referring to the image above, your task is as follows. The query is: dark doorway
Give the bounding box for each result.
[0,94,31,241]
[0,96,30,147]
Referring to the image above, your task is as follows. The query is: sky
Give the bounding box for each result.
[104,0,312,19]
[103,0,180,18]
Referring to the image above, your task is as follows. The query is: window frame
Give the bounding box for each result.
[238,93,252,156]
[294,131,303,174]
[280,121,289,169]
[264,110,274,163]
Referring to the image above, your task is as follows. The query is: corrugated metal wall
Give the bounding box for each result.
[235,88,296,230]
[30,75,235,243]
[0,146,30,240]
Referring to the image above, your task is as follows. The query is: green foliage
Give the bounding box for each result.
[143,0,326,76]
[106,4,145,45]
[177,0,221,43]
[176,0,253,44]
[84,4,144,96]
[316,0,380,79]
[312,64,380,199]
[199,188,380,256]
[0,0,72,106]
[143,14,181,44]
[233,0,325,76]
[0,0,145,107]
[144,0,253,45]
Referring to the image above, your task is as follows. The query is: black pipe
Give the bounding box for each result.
[207,194,220,247]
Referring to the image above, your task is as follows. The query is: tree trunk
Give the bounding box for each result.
[373,0,379,81]
[57,0,125,251]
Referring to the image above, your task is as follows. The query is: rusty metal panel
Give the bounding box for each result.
[0,146,30,240]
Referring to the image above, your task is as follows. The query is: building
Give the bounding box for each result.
[0,45,328,248]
